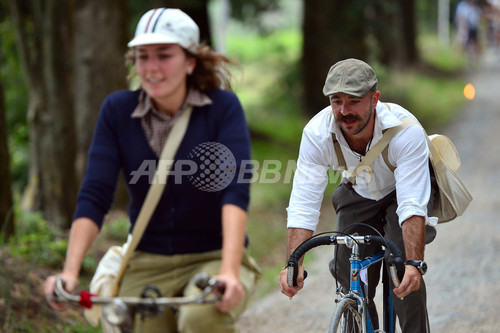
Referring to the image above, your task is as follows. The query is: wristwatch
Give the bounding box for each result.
[405,260,427,275]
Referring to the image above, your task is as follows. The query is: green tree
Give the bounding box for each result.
[0,79,14,242]
[73,1,129,182]
[0,1,16,242]
[9,0,78,229]
[301,0,420,116]
[370,0,419,68]
[302,0,369,117]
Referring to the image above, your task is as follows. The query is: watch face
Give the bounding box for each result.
[421,261,428,274]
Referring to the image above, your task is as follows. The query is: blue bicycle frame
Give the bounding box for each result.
[287,234,404,333]
[351,251,396,333]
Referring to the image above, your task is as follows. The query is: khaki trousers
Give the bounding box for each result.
[118,249,261,333]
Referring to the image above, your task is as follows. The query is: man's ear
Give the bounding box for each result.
[372,91,381,105]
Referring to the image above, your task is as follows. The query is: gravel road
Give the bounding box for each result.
[238,52,500,333]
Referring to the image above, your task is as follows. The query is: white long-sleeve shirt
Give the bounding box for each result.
[287,102,435,231]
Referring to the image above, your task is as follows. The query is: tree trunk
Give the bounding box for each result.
[302,0,368,118]
[371,0,419,68]
[73,1,129,182]
[73,0,130,210]
[399,0,418,65]
[0,80,14,242]
[9,0,77,229]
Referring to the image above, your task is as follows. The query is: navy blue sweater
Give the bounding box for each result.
[74,89,251,254]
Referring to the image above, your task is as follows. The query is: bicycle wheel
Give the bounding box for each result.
[329,298,362,333]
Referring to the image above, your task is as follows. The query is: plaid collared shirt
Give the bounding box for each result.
[131,89,212,157]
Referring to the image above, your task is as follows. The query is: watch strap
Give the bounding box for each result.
[405,260,427,275]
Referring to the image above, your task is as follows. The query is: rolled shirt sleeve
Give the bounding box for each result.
[287,127,330,231]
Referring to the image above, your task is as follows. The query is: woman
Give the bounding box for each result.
[44,8,261,333]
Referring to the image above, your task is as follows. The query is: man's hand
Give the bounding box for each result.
[280,228,313,299]
[279,265,306,299]
[393,265,422,298]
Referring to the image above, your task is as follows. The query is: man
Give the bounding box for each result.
[279,58,436,332]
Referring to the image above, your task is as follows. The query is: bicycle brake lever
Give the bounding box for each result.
[209,278,226,295]
[389,264,400,288]
[387,253,405,287]
[287,262,308,288]
[52,277,69,302]
[50,277,64,302]
[287,262,297,287]
[193,273,225,295]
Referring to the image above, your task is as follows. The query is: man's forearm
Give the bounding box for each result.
[287,228,314,264]
[401,215,426,260]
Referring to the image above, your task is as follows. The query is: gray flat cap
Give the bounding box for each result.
[322,58,378,97]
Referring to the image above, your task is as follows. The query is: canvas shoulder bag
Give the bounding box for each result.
[332,113,472,223]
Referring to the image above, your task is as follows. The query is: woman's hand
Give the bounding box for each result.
[43,273,79,311]
[214,273,244,312]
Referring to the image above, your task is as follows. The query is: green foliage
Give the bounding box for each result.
[378,34,468,133]
[417,0,438,33]
[418,34,467,71]
[8,210,66,267]
[228,29,305,143]
[100,215,130,242]
[5,205,99,273]
[227,27,301,63]
[227,28,306,210]
[381,73,466,131]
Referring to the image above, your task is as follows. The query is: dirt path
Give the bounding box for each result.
[238,52,500,332]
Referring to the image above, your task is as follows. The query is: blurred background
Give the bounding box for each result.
[1,0,498,331]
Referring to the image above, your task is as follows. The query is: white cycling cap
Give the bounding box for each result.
[128,8,200,53]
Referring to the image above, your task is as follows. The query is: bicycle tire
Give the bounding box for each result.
[329,298,363,333]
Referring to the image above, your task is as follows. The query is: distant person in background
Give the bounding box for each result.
[455,0,483,61]
[44,7,261,333]
[485,0,500,52]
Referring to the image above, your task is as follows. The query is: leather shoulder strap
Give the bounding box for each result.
[332,134,346,170]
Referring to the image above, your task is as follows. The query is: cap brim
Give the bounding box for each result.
[127,33,183,47]
[324,90,365,98]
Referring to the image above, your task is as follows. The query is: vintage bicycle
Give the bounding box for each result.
[287,227,405,333]
[51,273,225,333]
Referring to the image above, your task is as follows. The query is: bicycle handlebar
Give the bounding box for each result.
[52,273,224,326]
[52,273,225,308]
[286,234,405,287]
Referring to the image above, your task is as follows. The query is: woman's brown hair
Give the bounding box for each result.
[125,44,236,92]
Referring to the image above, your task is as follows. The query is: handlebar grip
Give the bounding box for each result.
[287,236,335,287]
[193,273,225,294]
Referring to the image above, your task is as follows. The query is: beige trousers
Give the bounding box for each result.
[118,249,261,333]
